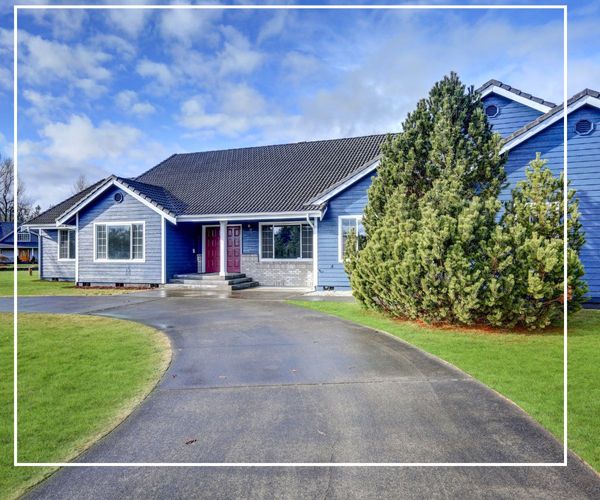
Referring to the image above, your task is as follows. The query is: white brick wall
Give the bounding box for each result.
[241,254,313,288]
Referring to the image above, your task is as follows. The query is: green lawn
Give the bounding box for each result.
[0,271,141,297]
[0,313,171,499]
[289,300,600,471]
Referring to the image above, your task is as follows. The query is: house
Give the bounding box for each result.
[23,80,600,301]
[0,222,39,263]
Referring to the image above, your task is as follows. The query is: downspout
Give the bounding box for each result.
[306,214,318,291]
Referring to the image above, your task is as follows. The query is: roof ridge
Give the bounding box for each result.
[503,88,600,146]
[172,133,390,157]
[477,78,557,108]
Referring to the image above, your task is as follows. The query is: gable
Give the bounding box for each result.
[482,93,545,138]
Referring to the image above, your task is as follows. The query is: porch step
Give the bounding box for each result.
[167,273,259,291]
[173,273,246,281]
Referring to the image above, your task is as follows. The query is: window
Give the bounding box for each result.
[485,104,499,118]
[95,222,144,261]
[58,229,76,260]
[339,216,366,262]
[17,232,30,242]
[260,223,313,260]
[575,119,593,136]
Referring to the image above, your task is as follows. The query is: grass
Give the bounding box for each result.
[0,313,171,499]
[0,271,140,297]
[289,300,600,472]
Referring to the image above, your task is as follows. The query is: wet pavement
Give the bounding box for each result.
[2,295,598,499]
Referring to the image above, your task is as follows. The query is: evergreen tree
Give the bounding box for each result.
[498,154,587,329]
[350,72,506,324]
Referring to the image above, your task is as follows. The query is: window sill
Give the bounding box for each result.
[93,259,146,264]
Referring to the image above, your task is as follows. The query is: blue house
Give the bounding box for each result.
[24,80,600,301]
[0,222,39,263]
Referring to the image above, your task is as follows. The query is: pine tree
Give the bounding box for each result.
[499,154,587,329]
[350,72,506,324]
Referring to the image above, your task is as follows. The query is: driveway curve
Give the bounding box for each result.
[4,293,599,499]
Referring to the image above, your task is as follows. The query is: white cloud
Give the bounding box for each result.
[25,9,88,41]
[218,26,263,75]
[40,114,142,163]
[105,7,151,38]
[19,32,112,87]
[136,58,176,90]
[91,34,136,60]
[115,90,156,116]
[159,7,222,45]
[22,90,72,123]
[282,51,321,82]
[257,11,289,44]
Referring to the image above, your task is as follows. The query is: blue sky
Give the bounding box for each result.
[0,1,598,209]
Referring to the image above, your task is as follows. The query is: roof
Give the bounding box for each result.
[135,134,387,216]
[477,79,557,109]
[25,180,105,226]
[501,88,600,151]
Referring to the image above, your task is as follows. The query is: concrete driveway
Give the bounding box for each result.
[3,294,599,499]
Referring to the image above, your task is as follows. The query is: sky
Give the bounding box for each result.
[0,0,598,210]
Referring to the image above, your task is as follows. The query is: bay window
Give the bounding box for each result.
[95,222,144,261]
[260,223,313,260]
[338,216,366,262]
[58,229,76,260]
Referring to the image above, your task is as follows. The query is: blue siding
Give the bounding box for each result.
[78,187,163,284]
[242,222,259,254]
[503,105,600,300]
[40,229,74,280]
[165,221,197,279]
[317,174,374,290]
[482,94,544,138]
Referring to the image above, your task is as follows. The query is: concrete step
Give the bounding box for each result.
[170,276,253,287]
[173,273,246,281]
[231,280,260,291]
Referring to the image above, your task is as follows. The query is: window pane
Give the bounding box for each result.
[59,230,69,259]
[96,225,107,259]
[301,224,313,258]
[357,219,366,249]
[108,225,131,260]
[274,225,300,259]
[261,225,273,258]
[132,224,143,260]
[68,230,76,259]
[340,217,362,257]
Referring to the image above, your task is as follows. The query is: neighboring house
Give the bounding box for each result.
[0,222,39,263]
[24,80,600,301]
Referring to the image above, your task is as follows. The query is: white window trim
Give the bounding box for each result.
[17,232,31,242]
[338,215,363,263]
[93,221,146,263]
[258,221,314,262]
[57,228,76,261]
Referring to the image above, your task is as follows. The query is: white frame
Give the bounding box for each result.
[92,221,146,263]
[16,232,30,242]
[57,228,76,261]
[479,84,553,113]
[574,118,594,136]
[258,221,313,262]
[338,215,364,263]
[13,3,569,470]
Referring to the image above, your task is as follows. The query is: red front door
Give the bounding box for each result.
[205,227,220,273]
[227,225,241,273]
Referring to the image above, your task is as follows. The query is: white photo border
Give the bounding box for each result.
[13,3,569,468]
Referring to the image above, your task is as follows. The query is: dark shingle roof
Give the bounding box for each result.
[135,134,387,215]
[113,177,179,218]
[477,79,557,109]
[503,88,600,146]
[25,180,105,226]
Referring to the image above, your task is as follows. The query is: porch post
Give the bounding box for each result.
[219,220,227,276]
[313,217,318,290]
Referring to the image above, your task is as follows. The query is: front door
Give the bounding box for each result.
[227,225,241,273]
[205,227,220,273]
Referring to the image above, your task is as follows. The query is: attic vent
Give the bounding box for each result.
[575,119,593,136]
[114,192,124,203]
[485,104,499,118]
